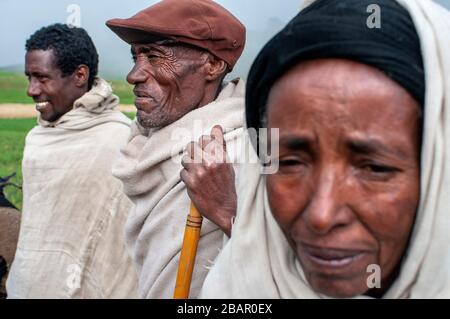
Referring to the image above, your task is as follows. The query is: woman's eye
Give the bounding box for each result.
[279,159,302,166]
[363,164,398,174]
[278,158,308,174]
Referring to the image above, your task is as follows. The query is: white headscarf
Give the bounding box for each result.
[200,0,450,299]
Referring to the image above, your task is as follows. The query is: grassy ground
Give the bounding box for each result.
[0,118,35,209]
[0,71,33,104]
[0,71,134,105]
[110,79,134,105]
[0,113,135,210]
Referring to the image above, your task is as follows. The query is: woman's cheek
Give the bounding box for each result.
[267,175,304,226]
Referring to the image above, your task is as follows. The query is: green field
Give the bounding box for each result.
[0,71,33,104]
[0,113,135,210]
[0,118,35,209]
[0,71,135,104]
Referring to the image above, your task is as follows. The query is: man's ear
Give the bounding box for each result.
[205,55,228,82]
[73,65,89,88]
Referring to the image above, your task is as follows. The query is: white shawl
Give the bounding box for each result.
[112,79,246,298]
[7,78,139,298]
[200,0,450,299]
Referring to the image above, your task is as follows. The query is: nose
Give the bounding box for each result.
[126,59,149,85]
[302,170,353,235]
[27,78,41,97]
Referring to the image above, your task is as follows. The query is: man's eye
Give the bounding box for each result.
[147,54,160,61]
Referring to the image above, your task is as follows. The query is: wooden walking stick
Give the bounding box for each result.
[174,202,203,299]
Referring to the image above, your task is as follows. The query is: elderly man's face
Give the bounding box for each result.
[127,42,211,128]
[266,59,421,298]
[25,49,84,122]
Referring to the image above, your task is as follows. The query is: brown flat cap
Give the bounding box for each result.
[106,0,246,70]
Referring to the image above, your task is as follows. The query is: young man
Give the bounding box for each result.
[7,24,138,298]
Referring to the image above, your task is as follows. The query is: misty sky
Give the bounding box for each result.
[1,0,449,80]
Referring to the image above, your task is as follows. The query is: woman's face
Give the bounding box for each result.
[265,59,421,298]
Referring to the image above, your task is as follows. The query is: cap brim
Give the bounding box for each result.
[106,19,173,44]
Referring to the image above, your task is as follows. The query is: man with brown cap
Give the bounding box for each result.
[107,0,246,298]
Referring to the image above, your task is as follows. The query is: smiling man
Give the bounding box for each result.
[27,49,85,122]
[107,0,246,298]
[6,24,139,298]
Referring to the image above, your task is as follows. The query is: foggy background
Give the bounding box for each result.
[1,0,449,81]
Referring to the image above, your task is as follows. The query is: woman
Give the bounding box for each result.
[200,0,450,298]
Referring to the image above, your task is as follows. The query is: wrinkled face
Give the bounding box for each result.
[25,49,84,122]
[127,42,210,128]
[266,59,421,298]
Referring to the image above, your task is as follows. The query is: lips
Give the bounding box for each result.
[133,89,153,98]
[134,95,158,113]
[301,244,369,269]
[35,101,50,111]
[134,97,153,111]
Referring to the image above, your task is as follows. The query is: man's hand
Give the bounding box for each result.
[180,125,237,237]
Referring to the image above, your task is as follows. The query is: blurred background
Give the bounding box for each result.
[1,0,450,208]
[0,0,308,86]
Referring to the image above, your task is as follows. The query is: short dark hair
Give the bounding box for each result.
[25,23,99,90]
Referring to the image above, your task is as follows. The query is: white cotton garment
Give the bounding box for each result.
[113,79,246,298]
[7,78,140,299]
[200,0,450,299]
